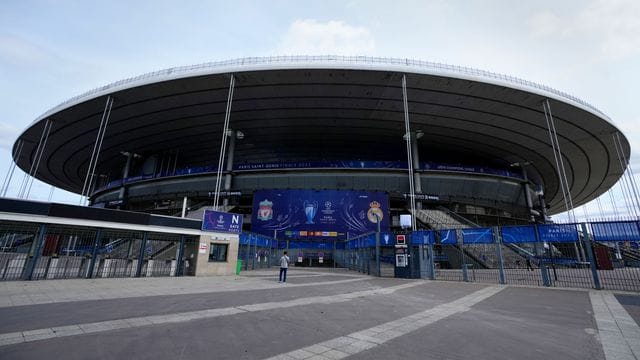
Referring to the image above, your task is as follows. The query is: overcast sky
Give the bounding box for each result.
[1,0,639,222]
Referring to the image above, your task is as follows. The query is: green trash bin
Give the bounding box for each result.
[236,259,243,275]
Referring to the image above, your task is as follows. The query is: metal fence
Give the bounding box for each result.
[250,221,640,292]
[416,222,640,292]
[0,220,197,281]
[238,233,276,270]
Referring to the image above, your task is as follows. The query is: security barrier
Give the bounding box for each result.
[0,220,197,281]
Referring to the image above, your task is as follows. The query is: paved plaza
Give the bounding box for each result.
[0,268,639,360]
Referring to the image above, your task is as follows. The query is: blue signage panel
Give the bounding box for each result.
[462,228,494,244]
[411,230,435,245]
[380,232,396,246]
[537,224,578,243]
[439,229,458,244]
[501,225,537,243]
[202,210,243,233]
[591,221,640,241]
[251,190,389,239]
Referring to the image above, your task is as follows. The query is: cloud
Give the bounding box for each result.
[528,12,563,38]
[277,19,375,55]
[0,122,20,152]
[528,0,640,60]
[0,34,50,65]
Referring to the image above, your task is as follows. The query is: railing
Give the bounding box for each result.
[31,55,611,127]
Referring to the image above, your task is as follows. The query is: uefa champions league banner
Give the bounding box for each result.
[251,189,389,239]
[461,228,495,244]
[439,229,458,244]
[537,224,579,243]
[500,225,537,243]
[410,230,435,245]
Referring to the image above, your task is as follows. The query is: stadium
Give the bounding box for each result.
[11,56,629,225]
[3,56,638,290]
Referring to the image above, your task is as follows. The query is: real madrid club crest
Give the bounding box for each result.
[367,201,384,223]
[257,199,273,221]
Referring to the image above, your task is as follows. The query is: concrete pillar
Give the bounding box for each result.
[411,131,423,210]
[222,130,237,208]
[118,152,133,201]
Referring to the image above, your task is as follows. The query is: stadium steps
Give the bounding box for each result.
[380,263,395,277]
[413,208,528,269]
[150,242,178,260]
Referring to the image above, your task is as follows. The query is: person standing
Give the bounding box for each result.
[279,251,291,283]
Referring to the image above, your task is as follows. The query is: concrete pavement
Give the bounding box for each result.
[0,268,638,359]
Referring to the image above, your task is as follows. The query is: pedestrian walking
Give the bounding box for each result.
[526,257,533,271]
[279,251,291,283]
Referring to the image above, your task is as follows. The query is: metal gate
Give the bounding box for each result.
[239,233,275,270]
[0,219,194,281]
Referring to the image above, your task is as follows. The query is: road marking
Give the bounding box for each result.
[0,281,423,347]
[262,286,505,360]
[590,291,640,360]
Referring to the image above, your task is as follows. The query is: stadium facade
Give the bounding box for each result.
[10,56,631,238]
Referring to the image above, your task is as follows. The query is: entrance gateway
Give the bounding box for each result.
[245,189,417,277]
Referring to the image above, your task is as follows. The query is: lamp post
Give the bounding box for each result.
[375,213,381,277]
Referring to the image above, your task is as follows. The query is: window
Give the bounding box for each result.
[209,243,228,262]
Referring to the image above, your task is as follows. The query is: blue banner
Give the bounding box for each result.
[591,221,640,241]
[202,210,243,233]
[411,230,435,245]
[439,229,458,244]
[380,232,396,246]
[462,228,494,244]
[537,224,578,243]
[239,233,274,246]
[287,240,334,249]
[236,160,405,170]
[251,190,389,239]
[100,161,523,193]
[501,225,537,243]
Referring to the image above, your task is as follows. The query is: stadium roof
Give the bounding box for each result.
[13,56,630,214]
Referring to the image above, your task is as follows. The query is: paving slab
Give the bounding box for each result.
[0,269,638,360]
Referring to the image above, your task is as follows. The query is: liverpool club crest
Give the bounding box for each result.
[257,199,273,221]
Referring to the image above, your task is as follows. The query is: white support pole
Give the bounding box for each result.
[618,136,640,218]
[1,140,23,197]
[80,96,113,205]
[23,119,53,199]
[613,132,640,218]
[214,75,235,210]
[19,119,51,198]
[84,97,113,205]
[542,100,574,221]
[402,74,417,231]
[181,196,188,218]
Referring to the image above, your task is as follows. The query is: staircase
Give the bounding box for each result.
[413,207,528,269]
[415,208,468,230]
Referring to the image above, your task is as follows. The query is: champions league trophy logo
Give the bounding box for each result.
[304,200,318,224]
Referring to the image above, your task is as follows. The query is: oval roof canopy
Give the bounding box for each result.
[13,56,630,215]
